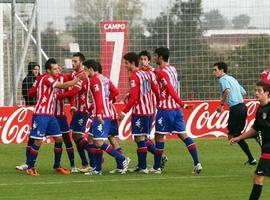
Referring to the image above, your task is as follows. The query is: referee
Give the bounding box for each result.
[213,62,256,165]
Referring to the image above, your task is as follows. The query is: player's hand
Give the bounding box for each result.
[124,93,130,104]
[216,105,224,113]
[97,115,104,124]
[184,104,195,109]
[229,137,241,145]
[70,106,77,115]
[79,72,87,80]
[117,112,125,121]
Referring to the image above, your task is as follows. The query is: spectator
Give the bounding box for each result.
[22,62,40,105]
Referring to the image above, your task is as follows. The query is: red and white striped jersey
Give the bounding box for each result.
[33,74,58,115]
[109,102,117,120]
[53,74,66,117]
[123,68,155,116]
[157,64,184,110]
[143,66,158,109]
[90,74,112,118]
[70,70,90,114]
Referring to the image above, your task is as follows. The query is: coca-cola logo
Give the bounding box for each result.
[1,107,33,144]
[186,101,258,138]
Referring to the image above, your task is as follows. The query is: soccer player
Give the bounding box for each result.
[213,62,256,165]
[230,79,270,200]
[57,52,91,172]
[151,47,202,174]
[54,66,77,172]
[138,50,168,170]
[26,58,85,176]
[95,63,124,173]
[118,52,159,174]
[16,67,76,172]
[84,59,129,175]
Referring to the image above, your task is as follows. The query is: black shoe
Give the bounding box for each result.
[244,159,257,165]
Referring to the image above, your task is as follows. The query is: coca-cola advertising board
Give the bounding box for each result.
[0,100,258,144]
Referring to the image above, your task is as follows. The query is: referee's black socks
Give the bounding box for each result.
[249,184,262,200]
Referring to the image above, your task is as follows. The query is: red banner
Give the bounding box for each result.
[0,100,258,144]
[100,21,128,101]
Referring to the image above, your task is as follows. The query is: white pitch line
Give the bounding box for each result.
[0,174,240,187]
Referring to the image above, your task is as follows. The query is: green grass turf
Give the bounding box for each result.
[0,138,269,200]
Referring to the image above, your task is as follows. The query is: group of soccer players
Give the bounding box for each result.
[16,47,202,176]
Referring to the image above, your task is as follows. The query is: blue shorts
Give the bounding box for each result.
[155,109,186,134]
[56,116,69,134]
[109,120,119,137]
[131,115,152,136]
[91,118,111,140]
[30,115,61,139]
[70,113,90,134]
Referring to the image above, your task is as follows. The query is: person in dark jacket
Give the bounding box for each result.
[22,62,40,105]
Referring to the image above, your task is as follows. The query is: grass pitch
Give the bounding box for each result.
[0,138,269,200]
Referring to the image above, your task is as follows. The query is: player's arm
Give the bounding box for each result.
[57,85,81,99]
[150,76,160,103]
[28,75,42,98]
[240,85,247,96]
[91,79,104,123]
[109,80,119,102]
[217,88,230,113]
[55,77,82,89]
[28,85,37,98]
[159,72,185,108]
[230,127,257,144]
[119,76,139,120]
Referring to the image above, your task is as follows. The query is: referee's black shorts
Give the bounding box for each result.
[255,157,270,177]
[228,103,247,137]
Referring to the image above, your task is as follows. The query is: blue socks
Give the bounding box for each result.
[154,142,164,169]
[184,137,199,165]
[137,141,147,169]
[53,142,63,169]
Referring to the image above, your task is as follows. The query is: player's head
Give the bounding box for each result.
[213,62,227,78]
[83,59,98,78]
[255,80,270,103]
[123,52,139,71]
[97,61,102,74]
[45,58,59,77]
[139,50,151,68]
[154,47,169,65]
[27,62,40,77]
[72,52,85,72]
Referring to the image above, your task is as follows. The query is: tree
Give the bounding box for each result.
[73,0,143,27]
[232,14,251,29]
[202,9,226,30]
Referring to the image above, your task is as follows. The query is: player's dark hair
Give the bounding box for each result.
[83,59,98,72]
[45,58,57,70]
[154,47,169,62]
[139,50,151,61]
[123,52,139,67]
[256,80,270,93]
[73,52,85,62]
[97,61,102,73]
[213,62,228,73]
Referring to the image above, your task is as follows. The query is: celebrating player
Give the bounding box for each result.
[151,47,202,174]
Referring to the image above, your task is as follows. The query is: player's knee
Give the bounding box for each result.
[155,133,164,142]
[134,135,145,142]
[253,174,264,185]
[87,135,94,144]
[54,136,63,143]
[34,139,42,146]
[94,140,104,148]
[178,133,188,140]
